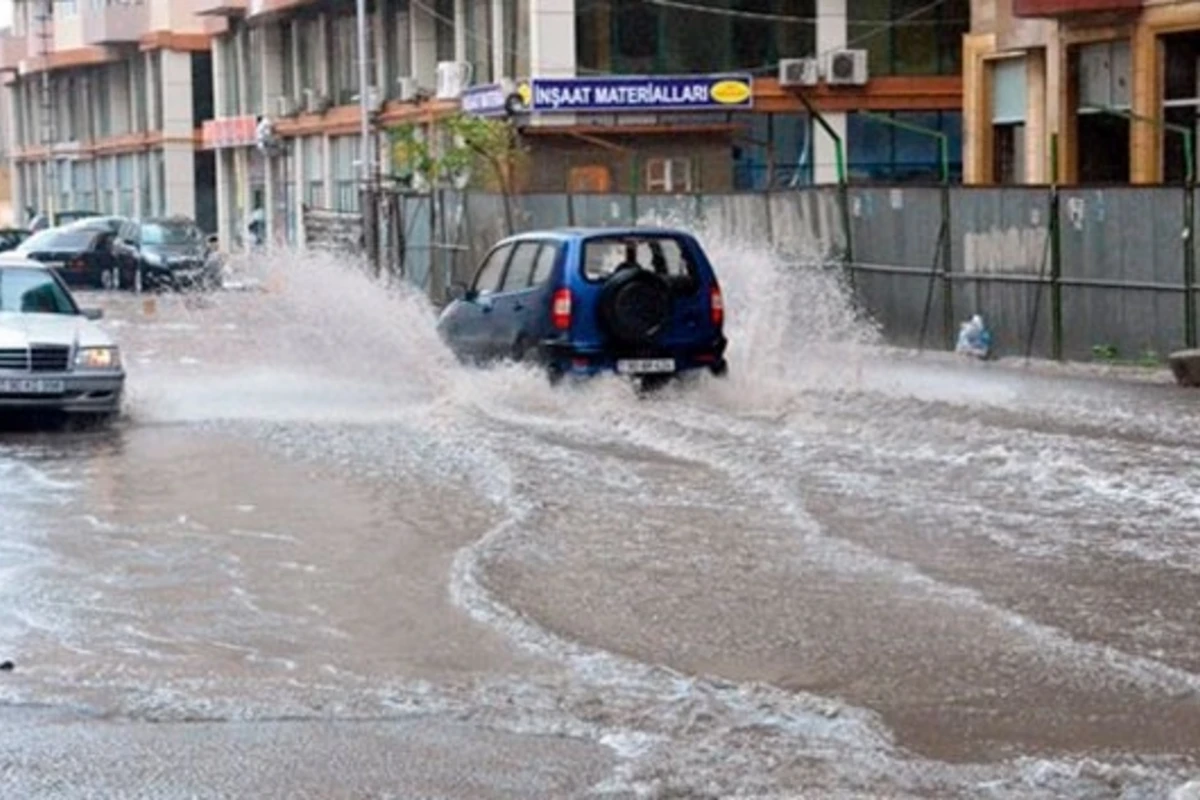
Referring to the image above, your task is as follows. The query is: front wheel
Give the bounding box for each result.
[710,359,729,378]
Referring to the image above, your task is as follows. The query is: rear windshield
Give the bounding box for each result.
[19,228,99,252]
[581,235,697,283]
[142,223,199,246]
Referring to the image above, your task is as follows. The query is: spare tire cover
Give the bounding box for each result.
[598,268,673,344]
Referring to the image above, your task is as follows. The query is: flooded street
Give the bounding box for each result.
[2,243,1200,798]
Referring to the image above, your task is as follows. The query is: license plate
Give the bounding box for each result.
[0,378,65,394]
[616,358,675,375]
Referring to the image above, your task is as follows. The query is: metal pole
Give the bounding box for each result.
[355,0,372,181]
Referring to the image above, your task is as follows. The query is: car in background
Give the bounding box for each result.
[10,222,135,290]
[54,210,101,227]
[437,227,727,389]
[0,228,30,253]
[0,258,125,421]
[117,216,223,291]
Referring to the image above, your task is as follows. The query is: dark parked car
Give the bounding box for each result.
[11,222,136,290]
[116,217,223,291]
[437,226,728,389]
[0,228,30,253]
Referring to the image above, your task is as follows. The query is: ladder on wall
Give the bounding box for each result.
[35,0,56,219]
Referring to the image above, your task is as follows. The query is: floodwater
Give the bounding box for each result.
[1,230,1200,799]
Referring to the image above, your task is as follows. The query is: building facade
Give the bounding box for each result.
[201,0,968,248]
[0,0,216,230]
[964,0,1200,185]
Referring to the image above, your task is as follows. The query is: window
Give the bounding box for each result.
[501,242,541,291]
[117,155,134,217]
[582,235,696,284]
[645,157,692,193]
[330,12,374,106]
[280,21,295,102]
[139,153,152,218]
[531,243,559,285]
[0,267,77,316]
[846,0,967,77]
[247,26,264,114]
[434,0,455,62]
[578,0,815,75]
[150,52,163,129]
[847,110,963,183]
[296,17,315,98]
[505,0,529,80]
[221,36,240,116]
[474,243,513,294]
[464,0,492,84]
[305,136,325,207]
[73,159,95,211]
[388,1,412,93]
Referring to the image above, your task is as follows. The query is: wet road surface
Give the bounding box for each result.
[2,251,1200,798]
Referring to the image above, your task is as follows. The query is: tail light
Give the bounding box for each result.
[551,288,572,330]
[709,284,724,327]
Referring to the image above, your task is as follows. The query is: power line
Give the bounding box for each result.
[638,0,963,27]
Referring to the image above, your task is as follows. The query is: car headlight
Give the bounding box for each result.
[143,252,164,267]
[75,346,121,370]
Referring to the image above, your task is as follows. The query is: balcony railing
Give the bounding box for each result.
[1013,0,1142,17]
[80,0,150,46]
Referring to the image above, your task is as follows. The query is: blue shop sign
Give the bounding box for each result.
[517,74,754,114]
[461,83,511,117]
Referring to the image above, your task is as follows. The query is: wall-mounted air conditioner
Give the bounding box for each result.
[276,95,297,118]
[397,76,419,102]
[825,49,869,86]
[778,58,819,87]
[435,61,472,100]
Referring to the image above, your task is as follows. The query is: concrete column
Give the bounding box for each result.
[372,8,387,95]
[216,149,230,245]
[213,37,228,117]
[316,14,330,96]
[163,145,195,218]
[490,0,505,80]
[454,0,467,66]
[160,50,194,137]
[529,0,573,77]
[411,1,437,90]
[145,51,160,134]
[814,0,847,184]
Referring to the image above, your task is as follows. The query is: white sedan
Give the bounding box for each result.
[0,258,125,420]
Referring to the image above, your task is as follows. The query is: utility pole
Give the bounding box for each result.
[35,0,56,221]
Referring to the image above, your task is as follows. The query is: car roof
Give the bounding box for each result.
[501,227,694,244]
[0,255,51,270]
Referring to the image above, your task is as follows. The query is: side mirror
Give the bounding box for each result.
[446,282,470,302]
[81,308,104,320]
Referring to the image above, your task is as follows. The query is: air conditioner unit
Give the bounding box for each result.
[276,95,297,118]
[826,49,868,86]
[778,58,819,87]
[397,76,419,102]
[302,88,332,114]
[435,61,471,100]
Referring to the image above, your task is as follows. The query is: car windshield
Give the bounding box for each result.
[582,235,696,282]
[18,227,99,253]
[142,222,198,246]
[0,267,77,315]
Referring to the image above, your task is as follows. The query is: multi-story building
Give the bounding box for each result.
[0,0,217,230]
[203,0,968,248]
[964,0,1200,185]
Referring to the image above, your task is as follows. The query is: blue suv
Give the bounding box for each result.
[437,227,728,386]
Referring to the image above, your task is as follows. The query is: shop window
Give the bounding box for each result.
[1065,42,1129,183]
[847,0,968,77]
[578,0,815,75]
[645,157,692,193]
[1162,32,1200,184]
[847,111,963,183]
[568,165,611,193]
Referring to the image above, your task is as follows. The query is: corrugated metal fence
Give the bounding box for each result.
[336,185,1199,363]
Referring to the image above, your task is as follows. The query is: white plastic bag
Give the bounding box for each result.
[954,314,993,359]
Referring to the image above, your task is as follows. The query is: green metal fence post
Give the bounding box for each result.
[1050,133,1064,361]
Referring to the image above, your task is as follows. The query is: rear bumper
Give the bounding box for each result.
[542,334,727,377]
[0,372,124,414]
